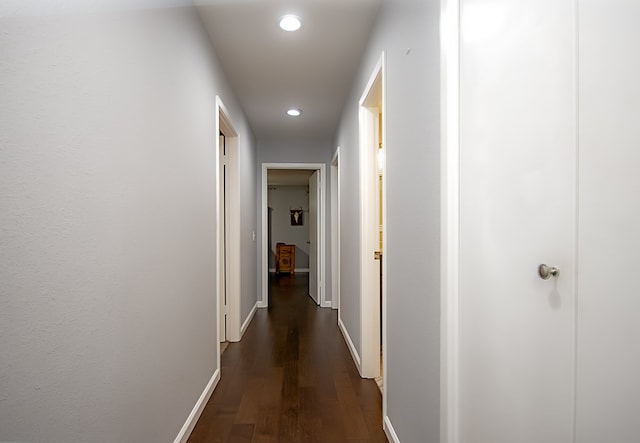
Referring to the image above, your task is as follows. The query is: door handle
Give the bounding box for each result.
[538,264,559,280]
[374,251,382,260]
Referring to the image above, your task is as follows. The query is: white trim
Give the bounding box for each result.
[261,165,269,307]
[321,300,332,308]
[261,163,327,308]
[215,99,224,348]
[380,54,389,423]
[358,52,386,381]
[215,96,242,344]
[383,416,401,443]
[440,2,460,443]
[331,147,341,310]
[173,370,220,443]
[338,317,361,372]
[240,302,258,338]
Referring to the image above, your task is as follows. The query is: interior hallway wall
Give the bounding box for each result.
[0,5,256,443]
[333,0,441,441]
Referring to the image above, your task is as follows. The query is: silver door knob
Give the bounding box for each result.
[538,264,559,280]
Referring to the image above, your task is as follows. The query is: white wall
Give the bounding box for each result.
[333,0,441,441]
[0,6,256,443]
[268,186,310,269]
[239,123,258,325]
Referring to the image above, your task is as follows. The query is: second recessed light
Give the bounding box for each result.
[287,108,302,117]
[279,14,302,32]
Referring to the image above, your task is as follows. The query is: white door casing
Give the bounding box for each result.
[331,147,340,311]
[215,97,241,345]
[219,133,227,343]
[309,170,320,305]
[440,0,461,441]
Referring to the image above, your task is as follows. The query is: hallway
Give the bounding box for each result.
[188,275,388,443]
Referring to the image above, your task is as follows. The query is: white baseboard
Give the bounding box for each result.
[338,317,361,372]
[257,301,267,308]
[383,415,401,443]
[321,300,332,308]
[332,300,338,310]
[240,302,258,338]
[173,369,220,443]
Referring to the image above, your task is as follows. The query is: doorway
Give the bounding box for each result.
[331,147,341,311]
[359,53,386,388]
[260,163,327,308]
[216,97,241,355]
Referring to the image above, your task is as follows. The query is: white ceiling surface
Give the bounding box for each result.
[196,0,381,141]
[268,169,314,186]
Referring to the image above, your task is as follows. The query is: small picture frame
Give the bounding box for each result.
[290,209,303,226]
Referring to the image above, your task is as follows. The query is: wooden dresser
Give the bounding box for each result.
[275,243,295,275]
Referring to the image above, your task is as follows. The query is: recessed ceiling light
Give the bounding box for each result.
[279,14,302,32]
[287,108,302,117]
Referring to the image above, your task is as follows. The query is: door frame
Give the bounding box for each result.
[260,162,327,308]
[440,1,461,442]
[331,147,341,311]
[215,96,241,347]
[359,52,386,384]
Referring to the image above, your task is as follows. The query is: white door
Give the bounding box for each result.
[576,2,640,441]
[459,1,576,441]
[308,170,319,305]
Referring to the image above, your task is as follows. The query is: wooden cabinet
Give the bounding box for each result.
[275,243,295,275]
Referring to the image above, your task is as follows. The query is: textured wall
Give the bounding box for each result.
[0,6,255,443]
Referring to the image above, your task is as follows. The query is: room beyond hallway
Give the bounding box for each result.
[188,274,388,443]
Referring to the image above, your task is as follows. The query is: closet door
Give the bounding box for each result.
[577,2,640,441]
[459,1,576,441]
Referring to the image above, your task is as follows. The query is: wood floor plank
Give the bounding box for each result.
[298,387,322,443]
[259,367,284,408]
[187,274,388,443]
[252,406,280,443]
[227,424,254,443]
[235,377,264,424]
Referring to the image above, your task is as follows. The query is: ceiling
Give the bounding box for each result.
[195,0,382,141]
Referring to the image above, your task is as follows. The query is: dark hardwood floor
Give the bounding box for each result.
[187,274,388,443]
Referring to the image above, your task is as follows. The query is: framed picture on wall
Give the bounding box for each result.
[290,209,303,226]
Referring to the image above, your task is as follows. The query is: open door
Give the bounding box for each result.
[308,170,320,305]
[219,133,227,343]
